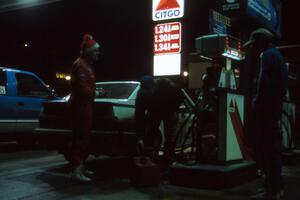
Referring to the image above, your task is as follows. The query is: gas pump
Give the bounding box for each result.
[193,34,251,163]
[170,34,258,189]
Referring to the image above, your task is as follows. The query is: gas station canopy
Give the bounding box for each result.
[0,0,63,13]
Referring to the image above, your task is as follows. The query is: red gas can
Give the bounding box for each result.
[130,156,161,187]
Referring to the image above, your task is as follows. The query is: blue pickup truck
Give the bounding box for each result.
[0,67,58,144]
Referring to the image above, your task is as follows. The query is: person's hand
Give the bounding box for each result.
[95,88,105,97]
[137,139,144,149]
[95,90,100,97]
[136,139,145,155]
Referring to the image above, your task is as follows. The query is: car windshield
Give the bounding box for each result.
[96,83,138,99]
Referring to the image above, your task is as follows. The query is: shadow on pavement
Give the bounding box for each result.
[34,155,300,200]
[35,157,135,198]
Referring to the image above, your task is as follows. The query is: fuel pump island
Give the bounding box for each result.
[169,34,258,189]
[151,0,298,189]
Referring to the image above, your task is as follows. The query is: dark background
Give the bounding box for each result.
[0,0,298,88]
[0,0,154,83]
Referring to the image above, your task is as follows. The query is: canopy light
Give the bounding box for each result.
[0,0,64,13]
[65,75,71,81]
[183,71,188,77]
[56,72,70,80]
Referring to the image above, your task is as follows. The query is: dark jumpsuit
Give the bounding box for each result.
[252,46,288,194]
[147,78,183,167]
[69,58,96,169]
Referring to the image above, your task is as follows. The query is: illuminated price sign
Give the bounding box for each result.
[154,22,181,55]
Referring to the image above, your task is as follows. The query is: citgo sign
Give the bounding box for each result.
[152,0,184,21]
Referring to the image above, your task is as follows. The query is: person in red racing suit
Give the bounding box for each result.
[69,34,100,182]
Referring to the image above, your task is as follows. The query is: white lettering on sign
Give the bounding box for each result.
[171,34,179,40]
[248,0,271,21]
[212,10,231,27]
[154,22,181,55]
[0,86,6,95]
[171,25,180,31]
[152,0,184,21]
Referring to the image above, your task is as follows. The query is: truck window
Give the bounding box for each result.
[16,73,49,98]
[0,70,7,95]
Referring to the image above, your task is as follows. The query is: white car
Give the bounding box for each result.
[36,81,192,157]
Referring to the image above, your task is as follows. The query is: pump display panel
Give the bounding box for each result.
[195,34,244,60]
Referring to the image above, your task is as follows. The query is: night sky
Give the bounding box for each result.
[0,0,299,90]
[0,0,154,83]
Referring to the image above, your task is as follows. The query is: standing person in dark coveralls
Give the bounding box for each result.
[244,28,288,200]
[147,78,184,170]
[69,34,100,182]
[134,75,155,154]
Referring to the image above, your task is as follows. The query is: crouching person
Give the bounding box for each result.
[147,77,184,171]
[133,77,184,185]
[134,75,155,155]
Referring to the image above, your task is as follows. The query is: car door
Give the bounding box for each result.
[14,72,53,133]
[0,70,17,135]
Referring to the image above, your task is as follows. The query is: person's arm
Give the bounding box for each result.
[73,65,95,99]
[135,91,148,139]
[253,51,272,106]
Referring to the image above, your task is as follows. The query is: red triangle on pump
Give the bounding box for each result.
[155,0,180,11]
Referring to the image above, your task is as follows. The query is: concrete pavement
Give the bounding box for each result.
[0,143,299,199]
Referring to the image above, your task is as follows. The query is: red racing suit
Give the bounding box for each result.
[69,57,96,168]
